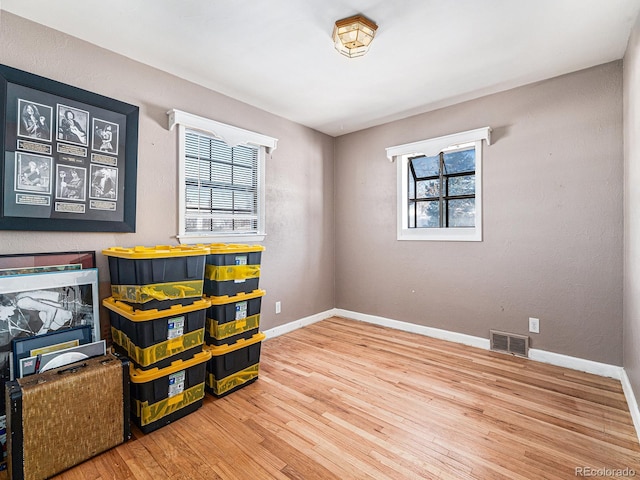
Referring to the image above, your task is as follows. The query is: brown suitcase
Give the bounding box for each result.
[5,353,130,480]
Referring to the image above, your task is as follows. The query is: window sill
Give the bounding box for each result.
[398,227,481,242]
[177,233,266,245]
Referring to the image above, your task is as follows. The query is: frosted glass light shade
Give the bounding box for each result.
[332,15,378,58]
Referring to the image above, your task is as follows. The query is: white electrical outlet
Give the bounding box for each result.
[529,317,540,334]
[275,301,281,314]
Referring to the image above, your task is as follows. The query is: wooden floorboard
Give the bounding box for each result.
[42,317,640,479]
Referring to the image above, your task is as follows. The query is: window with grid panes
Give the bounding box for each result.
[184,130,259,235]
[408,145,476,229]
[386,127,491,242]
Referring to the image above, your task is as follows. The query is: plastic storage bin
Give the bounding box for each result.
[129,350,211,433]
[204,332,266,398]
[103,297,210,370]
[203,244,264,297]
[206,289,265,346]
[103,245,208,310]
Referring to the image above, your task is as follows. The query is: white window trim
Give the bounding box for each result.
[167,109,278,244]
[386,127,491,242]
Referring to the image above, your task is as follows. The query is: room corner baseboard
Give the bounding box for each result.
[333,308,490,350]
[620,369,640,445]
[527,348,623,380]
[335,309,624,379]
[263,308,337,339]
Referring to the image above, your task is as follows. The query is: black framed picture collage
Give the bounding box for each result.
[0,65,138,232]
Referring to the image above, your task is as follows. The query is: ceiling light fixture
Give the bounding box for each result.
[332,15,378,58]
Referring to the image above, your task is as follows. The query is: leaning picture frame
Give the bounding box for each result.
[11,324,93,380]
[0,64,138,232]
[0,268,100,378]
[0,267,100,344]
[0,268,100,415]
[0,250,95,276]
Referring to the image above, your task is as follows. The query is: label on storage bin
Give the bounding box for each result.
[235,301,248,320]
[168,370,186,398]
[234,255,247,283]
[167,316,185,339]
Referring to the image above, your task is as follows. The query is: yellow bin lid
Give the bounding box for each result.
[205,289,266,305]
[129,349,212,383]
[204,332,266,356]
[203,243,265,254]
[103,297,211,321]
[102,245,210,259]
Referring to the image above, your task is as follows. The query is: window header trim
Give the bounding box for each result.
[386,127,491,162]
[167,109,278,154]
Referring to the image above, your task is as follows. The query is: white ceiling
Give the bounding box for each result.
[3,0,640,136]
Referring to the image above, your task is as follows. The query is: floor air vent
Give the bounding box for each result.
[490,330,529,357]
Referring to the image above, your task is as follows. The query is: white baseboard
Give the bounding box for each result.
[262,308,638,443]
[263,309,336,339]
[620,369,640,444]
[334,308,490,350]
[335,309,624,379]
[528,348,624,379]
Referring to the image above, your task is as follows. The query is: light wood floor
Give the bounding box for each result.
[49,317,640,479]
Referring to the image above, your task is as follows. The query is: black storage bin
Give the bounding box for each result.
[203,244,264,297]
[204,332,265,397]
[103,297,209,370]
[103,245,208,310]
[129,350,210,434]
[206,290,264,346]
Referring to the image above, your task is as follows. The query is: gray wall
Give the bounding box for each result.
[0,12,335,332]
[335,62,624,365]
[0,12,629,369]
[624,14,640,400]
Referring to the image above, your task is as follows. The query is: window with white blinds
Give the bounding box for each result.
[168,109,277,243]
[184,130,259,234]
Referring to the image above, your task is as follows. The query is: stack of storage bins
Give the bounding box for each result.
[202,244,266,398]
[102,245,211,433]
